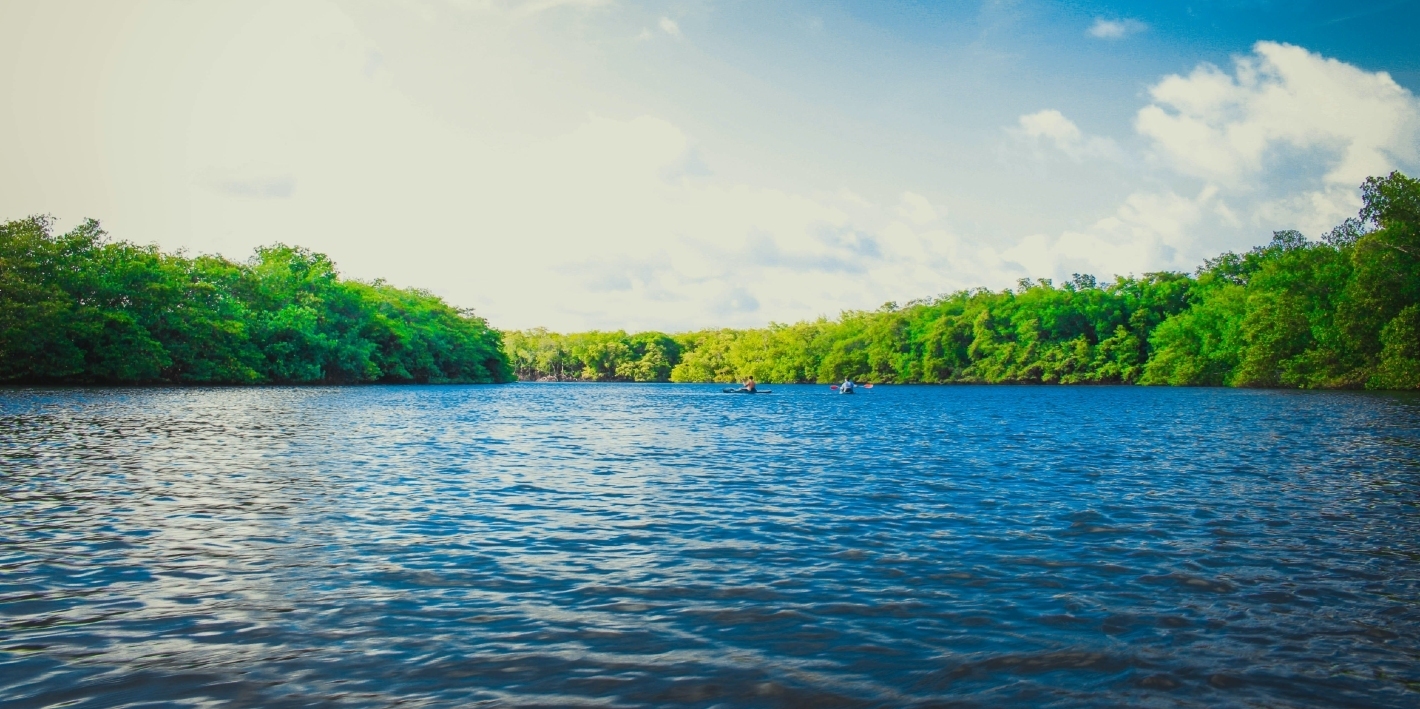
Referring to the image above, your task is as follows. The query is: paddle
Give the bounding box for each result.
[830,383,874,390]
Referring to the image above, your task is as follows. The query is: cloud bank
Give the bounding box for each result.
[1012,41,1420,283]
[2,0,1417,333]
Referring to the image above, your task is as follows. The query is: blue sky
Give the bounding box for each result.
[2,0,1418,331]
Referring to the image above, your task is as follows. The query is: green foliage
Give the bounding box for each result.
[503,329,680,382]
[509,172,1420,391]
[6,173,1416,390]
[1370,305,1420,389]
[669,330,739,382]
[1142,172,1420,390]
[0,218,510,384]
[512,273,1194,385]
[1138,285,1247,386]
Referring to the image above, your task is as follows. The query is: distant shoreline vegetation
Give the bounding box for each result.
[3,172,1416,389]
[507,172,1420,390]
[0,219,512,385]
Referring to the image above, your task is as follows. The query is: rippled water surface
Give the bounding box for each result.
[2,384,1419,708]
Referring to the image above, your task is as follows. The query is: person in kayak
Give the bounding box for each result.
[840,378,855,393]
[743,377,757,393]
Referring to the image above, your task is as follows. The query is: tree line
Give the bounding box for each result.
[506,172,1420,390]
[3,172,1414,389]
[0,217,512,384]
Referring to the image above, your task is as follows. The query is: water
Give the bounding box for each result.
[1,384,1418,708]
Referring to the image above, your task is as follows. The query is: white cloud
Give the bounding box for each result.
[1001,186,1221,280]
[659,17,681,38]
[1019,109,1081,143]
[896,192,939,225]
[5,0,1418,333]
[1001,42,1420,284]
[205,173,296,200]
[1087,18,1146,39]
[1136,41,1420,188]
[1015,109,1123,162]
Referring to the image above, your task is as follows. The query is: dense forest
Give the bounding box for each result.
[506,172,1420,390]
[3,172,1415,389]
[0,217,511,384]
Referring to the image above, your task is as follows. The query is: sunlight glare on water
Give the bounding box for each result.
[1,384,1419,708]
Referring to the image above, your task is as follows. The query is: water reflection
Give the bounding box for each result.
[1,384,1418,707]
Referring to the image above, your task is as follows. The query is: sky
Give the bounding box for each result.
[3,0,1419,332]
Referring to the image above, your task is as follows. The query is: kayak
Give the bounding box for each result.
[722,388,772,394]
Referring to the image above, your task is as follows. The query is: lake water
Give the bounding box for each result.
[2,384,1418,708]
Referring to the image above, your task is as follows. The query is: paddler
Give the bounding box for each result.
[743,376,757,393]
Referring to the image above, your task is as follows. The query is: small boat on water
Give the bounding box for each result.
[722,388,771,394]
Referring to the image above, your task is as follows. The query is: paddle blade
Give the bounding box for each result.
[829,385,839,390]
[863,383,874,389]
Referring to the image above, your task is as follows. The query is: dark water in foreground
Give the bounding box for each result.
[1,385,1419,708]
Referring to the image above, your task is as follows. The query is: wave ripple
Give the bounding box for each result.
[2,384,1419,708]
